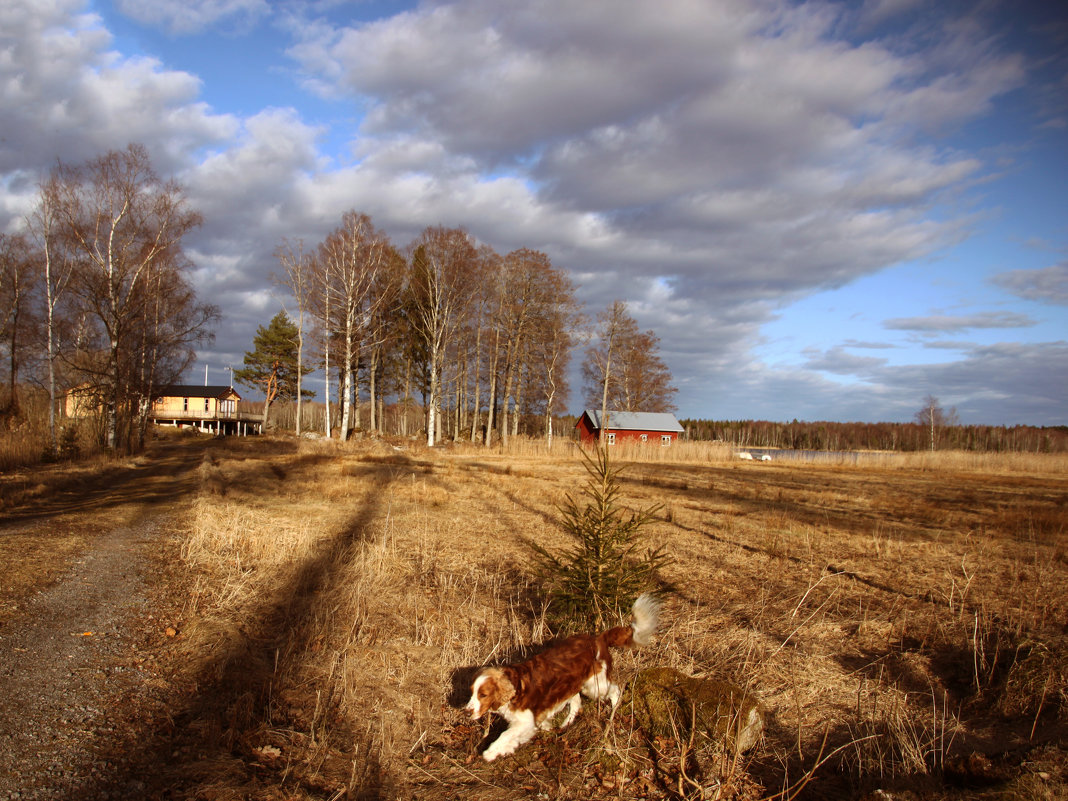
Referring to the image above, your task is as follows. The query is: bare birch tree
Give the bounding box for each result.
[914,394,959,451]
[0,233,37,421]
[463,245,498,442]
[53,144,204,450]
[27,176,76,454]
[318,212,394,440]
[275,238,312,436]
[583,301,677,419]
[532,270,582,446]
[584,300,629,443]
[409,226,475,447]
[361,245,404,436]
[496,249,549,445]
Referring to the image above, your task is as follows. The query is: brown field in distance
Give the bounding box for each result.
[3,434,1066,799]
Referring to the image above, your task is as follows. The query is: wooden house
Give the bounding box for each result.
[150,385,254,435]
[64,383,256,436]
[575,410,684,446]
[64,383,103,419]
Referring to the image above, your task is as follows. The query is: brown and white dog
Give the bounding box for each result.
[465,594,660,761]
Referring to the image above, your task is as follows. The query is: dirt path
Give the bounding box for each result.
[0,442,204,801]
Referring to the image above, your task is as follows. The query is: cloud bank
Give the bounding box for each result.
[1,0,1063,424]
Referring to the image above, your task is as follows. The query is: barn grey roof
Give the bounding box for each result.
[581,410,684,433]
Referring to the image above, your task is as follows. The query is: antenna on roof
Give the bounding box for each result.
[204,365,208,386]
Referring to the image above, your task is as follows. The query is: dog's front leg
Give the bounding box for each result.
[559,694,582,729]
[483,711,537,762]
[607,681,622,709]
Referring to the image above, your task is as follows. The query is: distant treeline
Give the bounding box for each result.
[679,418,1068,454]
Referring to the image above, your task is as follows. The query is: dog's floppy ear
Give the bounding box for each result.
[481,667,516,709]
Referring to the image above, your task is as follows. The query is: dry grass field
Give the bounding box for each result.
[141,435,1064,801]
[3,433,1065,799]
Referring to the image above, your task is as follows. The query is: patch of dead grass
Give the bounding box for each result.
[131,437,1068,799]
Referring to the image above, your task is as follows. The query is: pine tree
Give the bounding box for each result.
[234,310,313,430]
[533,446,669,631]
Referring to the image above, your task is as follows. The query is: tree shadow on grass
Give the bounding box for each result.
[88,455,411,800]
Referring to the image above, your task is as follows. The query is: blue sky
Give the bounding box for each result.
[2,0,1065,425]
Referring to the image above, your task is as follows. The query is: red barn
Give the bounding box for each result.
[576,410,685,446]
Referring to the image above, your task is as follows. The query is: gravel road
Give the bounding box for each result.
[0,444,202,801]
[0,514,168,800]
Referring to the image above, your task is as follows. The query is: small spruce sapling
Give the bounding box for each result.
[533,446,669,631]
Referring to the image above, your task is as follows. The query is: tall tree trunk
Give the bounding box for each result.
[6,287,20,418]
[427,355,438,447]
[484,322,502,446]
[295,331,303,437]
[485,372,497,447]
[323,291,332,438]
[368,348,378,435]
[469,324,482,442]
[402,353,411,438]
[340,350,352,439]
[107,338,120,450]
[501,355,514,447]
[512,362,525,438]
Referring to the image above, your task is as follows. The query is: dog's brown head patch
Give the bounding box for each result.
[466,667,515,719]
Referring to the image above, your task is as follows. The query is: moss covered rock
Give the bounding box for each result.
[628,667,765,753]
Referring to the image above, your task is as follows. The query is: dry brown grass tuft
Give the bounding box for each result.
[165,436,1068,800]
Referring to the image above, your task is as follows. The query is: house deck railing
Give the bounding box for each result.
[151,409,260,422]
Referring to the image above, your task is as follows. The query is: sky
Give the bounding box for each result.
[1,0,1066,426]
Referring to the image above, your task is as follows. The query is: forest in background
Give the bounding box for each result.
[678,416,1068,453]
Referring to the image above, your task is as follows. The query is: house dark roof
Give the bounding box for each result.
[155,385,240,400]
[580,410,684,433]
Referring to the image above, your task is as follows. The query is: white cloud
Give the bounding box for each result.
[285,0,1014,309]
[699,340,1068,425]
[0,0,236,178]
[854,0,924,31]
[990,262,1068,306]
[883,311,1037,332]
[803,346,890,375]
[881,341,1068,424]
[113,0,268,35]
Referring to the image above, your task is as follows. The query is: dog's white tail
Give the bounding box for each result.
[630,593,660,647]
